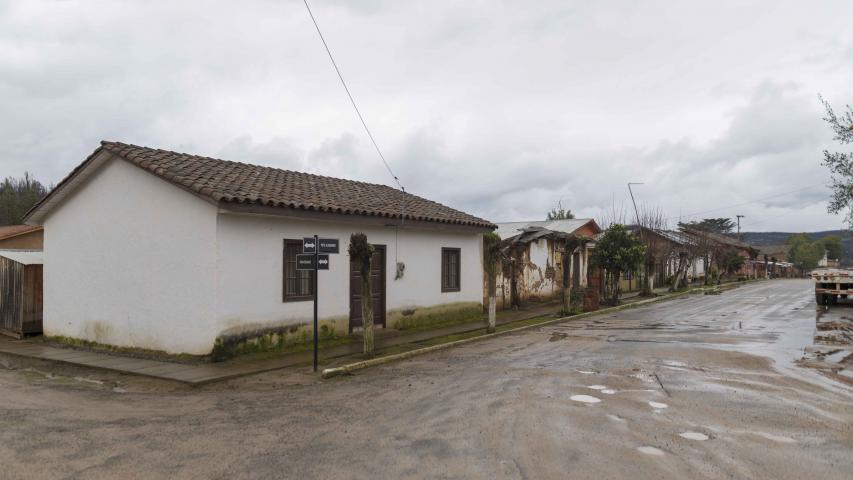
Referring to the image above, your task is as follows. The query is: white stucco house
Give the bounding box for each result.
[25,141,495,356]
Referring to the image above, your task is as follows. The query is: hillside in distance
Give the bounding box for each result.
[741,230,851,266]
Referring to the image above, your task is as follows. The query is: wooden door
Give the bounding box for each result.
[349,245,386,332]
[572,252,581,290]
[22,265,43,334]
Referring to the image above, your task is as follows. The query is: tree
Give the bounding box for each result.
[822,235,842,260]
[348,233,375,356]
[719,248,745,276]
[547,208,575,220]
[677,218,735,234]
[590,224,645,306]
[0,173,50,225]
[786,233,824,274]
[820,96,853,225]
[482,232,502,333]
[636,206,668,296]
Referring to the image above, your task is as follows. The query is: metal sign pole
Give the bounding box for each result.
[313,234,319,372]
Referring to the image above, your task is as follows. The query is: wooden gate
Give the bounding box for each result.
[0,256,43,338]
[349,245,386,332]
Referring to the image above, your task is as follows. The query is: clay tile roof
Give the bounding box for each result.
[88,141,493,229]
[0,224,41,240]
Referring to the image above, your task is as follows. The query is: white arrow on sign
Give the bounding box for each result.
[318,258,328,265]
[304,242,315,248]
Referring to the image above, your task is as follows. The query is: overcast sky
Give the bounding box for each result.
[2,1,852,231]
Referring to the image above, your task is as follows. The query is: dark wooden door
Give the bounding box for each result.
[22,265,43,334]
[572,252,581,290]
[349,245,386,332]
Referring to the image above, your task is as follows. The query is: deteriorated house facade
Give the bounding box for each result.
[493,219,601,309]
[25,141,495,355]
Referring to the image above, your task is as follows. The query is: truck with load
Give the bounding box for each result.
[812,268,853,305]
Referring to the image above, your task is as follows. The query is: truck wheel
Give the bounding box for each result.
[816,293,826,305]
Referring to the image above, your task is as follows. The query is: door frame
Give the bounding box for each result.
[348,244,387,333]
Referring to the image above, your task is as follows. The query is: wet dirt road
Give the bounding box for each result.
[1,279,852,479]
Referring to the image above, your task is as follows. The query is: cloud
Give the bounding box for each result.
[1,0,852,231]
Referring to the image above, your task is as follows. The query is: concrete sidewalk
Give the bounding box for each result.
[0,301,562,385]
[0,283,725,385]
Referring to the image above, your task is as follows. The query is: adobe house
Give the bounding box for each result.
[0,225,43,249]
[627,226,707,288]
[24,141,495,356]
[494,219,601,309]
[682,228,759,279]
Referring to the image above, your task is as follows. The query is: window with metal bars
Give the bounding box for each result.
[283,239,314,302]
[441,247,461,292]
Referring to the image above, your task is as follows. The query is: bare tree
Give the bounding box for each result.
[596,201,628,230]
[637,205,668,296]
[348,233,375,356]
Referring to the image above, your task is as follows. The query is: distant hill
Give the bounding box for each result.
[741,230,852,266]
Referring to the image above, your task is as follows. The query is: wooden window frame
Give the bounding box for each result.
[283,239,315,302]
[441,247,461,292]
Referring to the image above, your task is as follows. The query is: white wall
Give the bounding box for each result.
[43,157,219,354]
[214,213,484,337]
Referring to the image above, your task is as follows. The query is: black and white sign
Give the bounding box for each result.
[317,255,330,269]
[303,237,317,253]
[303,237,339,254]
[317,238,339,254]
[296,254,329,271]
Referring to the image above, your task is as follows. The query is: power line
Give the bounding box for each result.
[302,0,404,192]
[743,195,834,229]
[668,182,827,221]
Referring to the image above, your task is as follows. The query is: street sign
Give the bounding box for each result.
[303,237,317,253]
[299,233,336,373]
[303,237,339,254]
[317,255,330,269]
[296,253,329,271]
[318,238,339,254]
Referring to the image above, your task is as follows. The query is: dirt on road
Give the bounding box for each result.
[1,279,851,479]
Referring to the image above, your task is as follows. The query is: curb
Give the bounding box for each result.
[321,286,710,379]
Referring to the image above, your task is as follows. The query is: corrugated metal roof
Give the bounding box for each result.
[495,219,596,239]
[0,250,43,265]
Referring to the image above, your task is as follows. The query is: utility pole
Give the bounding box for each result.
[736,215,745,241]
[627,183,643,228]
[628,182,645,293]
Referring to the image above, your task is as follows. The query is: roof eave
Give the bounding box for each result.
[0,226,43,241]
[218,201,496,233]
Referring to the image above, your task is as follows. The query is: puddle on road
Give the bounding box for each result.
[648,401,668,409]
[637,446,665,456]
[570,395,601,404]
[549,332,568,342]
[577,370,596,375]
[755,432,796,444]
[601,389,616,394]
[587,385,607,390]
[679,432,709,441]
[796,307,853,385]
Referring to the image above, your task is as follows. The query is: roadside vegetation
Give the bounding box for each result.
[820,96,853,226]
[0,173,50,225]
[590,224,645,306]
